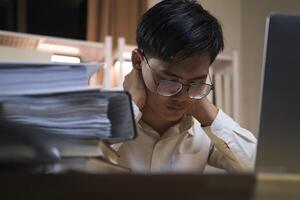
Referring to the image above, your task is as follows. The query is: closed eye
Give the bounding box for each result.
[191,80,206,85]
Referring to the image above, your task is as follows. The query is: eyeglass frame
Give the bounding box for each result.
[143,54,214,99]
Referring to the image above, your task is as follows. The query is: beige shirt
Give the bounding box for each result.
[114,103,257,173]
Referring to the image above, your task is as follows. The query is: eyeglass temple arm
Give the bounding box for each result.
[208,73,214,90]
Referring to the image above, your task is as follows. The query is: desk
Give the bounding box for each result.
[1,174,254,200]
[1,173,299,200]
[253,173,300,200]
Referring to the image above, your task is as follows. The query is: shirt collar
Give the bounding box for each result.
[179,115,194,135]
[138,115,195,139]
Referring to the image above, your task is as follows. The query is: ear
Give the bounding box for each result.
[131,48,144,70]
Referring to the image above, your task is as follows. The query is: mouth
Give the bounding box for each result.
[166,105,186,112]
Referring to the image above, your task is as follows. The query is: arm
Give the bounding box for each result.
[189,98,257,172]
[112,50,146,152]
[122,61,146,122]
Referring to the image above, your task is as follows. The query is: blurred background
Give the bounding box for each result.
[1,0,300,135]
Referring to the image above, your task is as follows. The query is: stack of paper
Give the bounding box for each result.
[0,120,130,173]
[0,62,135,174]
[0,89,111,138]
[0,62,98,95]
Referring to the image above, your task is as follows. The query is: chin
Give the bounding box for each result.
[161,109,186,122]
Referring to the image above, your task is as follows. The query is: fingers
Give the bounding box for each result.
[123,68,139,90]
[123,67,147,109]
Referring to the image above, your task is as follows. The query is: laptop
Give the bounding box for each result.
[256,14,300,174]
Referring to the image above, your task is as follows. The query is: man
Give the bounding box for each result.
[118,0,257,173]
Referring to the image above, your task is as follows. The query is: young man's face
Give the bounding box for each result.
[141,54,211,122]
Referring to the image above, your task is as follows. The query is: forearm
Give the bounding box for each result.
[191,98,257,172]
[203,110,257,172]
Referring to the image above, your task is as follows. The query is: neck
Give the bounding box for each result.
[141,105,179,135]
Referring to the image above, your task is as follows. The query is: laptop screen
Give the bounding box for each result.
[256,14,300,174]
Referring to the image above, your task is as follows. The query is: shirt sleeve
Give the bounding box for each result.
[202,109,257,173]
[131,100,143,122]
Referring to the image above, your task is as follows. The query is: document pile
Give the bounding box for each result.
[0,89,111,138]
[0,63,88,94]
[0,62,136,174]
[0,63,111,138]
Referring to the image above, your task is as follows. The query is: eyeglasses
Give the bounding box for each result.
[143,55,214,100]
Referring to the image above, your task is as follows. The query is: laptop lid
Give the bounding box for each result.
[256,14,300,174]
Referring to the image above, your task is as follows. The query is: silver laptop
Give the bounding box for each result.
[256,14,300,174]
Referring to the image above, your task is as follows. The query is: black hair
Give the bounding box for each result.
[136,0,224,64]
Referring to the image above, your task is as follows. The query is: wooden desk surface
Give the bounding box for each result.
[1,173,300,200]
[253,173,300,200]
[0,173,255,200]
